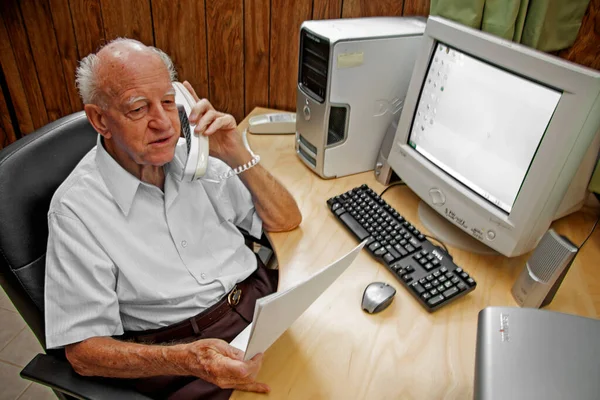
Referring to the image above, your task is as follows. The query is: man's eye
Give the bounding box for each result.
[129,106,147,115]
[163,100,176,108]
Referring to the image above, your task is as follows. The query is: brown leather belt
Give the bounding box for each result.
[127,281,249,345]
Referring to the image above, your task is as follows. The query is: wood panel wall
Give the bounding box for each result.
[0,0,598,150]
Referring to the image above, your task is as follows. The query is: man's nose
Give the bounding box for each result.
[148,104,172,131]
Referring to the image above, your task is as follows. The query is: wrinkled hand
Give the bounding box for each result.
[183,81,249,167]
[182,338,270,393]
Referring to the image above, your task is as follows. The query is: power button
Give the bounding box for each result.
[303,105,311,121]
[429,188,445,206]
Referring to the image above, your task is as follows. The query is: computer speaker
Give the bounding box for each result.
[511,229,578,308]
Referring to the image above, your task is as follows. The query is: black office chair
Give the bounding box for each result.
[0,111,274,399]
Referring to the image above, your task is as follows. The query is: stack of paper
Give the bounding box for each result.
[231,240,366,360]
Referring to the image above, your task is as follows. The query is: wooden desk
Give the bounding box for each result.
[233,108,600,399]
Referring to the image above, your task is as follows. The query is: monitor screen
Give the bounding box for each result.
[408,42,562,213]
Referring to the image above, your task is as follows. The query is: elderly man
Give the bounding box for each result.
[44,38,302,399]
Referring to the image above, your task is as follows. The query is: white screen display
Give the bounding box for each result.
[408,43,561,213]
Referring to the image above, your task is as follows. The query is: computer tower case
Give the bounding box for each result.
[295,17,425,179]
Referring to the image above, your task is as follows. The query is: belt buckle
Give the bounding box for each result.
[228,285,242,306]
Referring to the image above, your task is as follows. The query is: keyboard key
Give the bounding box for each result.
[411,282,425,295]
[457,282,467,291]
[428,295,445,306]
[374,248,387,257]
[394,244,408,257]
[466,277,476,286]
[409,237,421,249]
[385,245,401,260]
[368,242,381,252]
[383,253,396,264]
[443,286,459,298]
[339,213,369,240]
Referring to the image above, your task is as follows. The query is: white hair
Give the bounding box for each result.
[75,38,177,107]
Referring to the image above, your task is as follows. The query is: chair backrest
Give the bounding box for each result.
[0,112,97,349]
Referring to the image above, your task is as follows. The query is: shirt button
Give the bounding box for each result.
[181,240,187,248]
[201,273,206,279]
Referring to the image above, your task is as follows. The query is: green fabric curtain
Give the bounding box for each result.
[430,0,590,52]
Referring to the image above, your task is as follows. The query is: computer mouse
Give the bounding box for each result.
[362,282,396,314]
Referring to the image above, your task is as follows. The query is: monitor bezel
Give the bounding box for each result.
[388,16,600,256]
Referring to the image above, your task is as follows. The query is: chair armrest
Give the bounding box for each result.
[21,353,152,400]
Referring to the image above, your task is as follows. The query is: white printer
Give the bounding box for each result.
[295,17,425,179]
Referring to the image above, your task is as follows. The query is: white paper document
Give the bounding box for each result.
[230,240,366,360]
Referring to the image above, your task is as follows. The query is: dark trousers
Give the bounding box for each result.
[123,262,278,400]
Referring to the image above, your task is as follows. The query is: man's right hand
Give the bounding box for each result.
[65,336,270,393]
[178,338,270,393]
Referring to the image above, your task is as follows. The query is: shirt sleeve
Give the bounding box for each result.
[45,212,123,349]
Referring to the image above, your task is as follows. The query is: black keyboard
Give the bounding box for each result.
[327,184,476,312]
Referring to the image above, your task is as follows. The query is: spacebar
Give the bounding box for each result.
[339,212,369,240]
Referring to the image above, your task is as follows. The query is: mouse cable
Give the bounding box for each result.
[379,181,452,258]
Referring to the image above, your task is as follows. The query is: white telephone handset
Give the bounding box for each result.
[173,82,209,180]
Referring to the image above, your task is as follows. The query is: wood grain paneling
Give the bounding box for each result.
[69,0,105,57]
[342,0,404,18]
[244,0,270,114]
[0,73,17,149]
[269,0,312,111]
[20,0,73,121]
[49,0,83,111]
[1,0,598,142]
[403,0,430,16]
[558,0,599,70]
[1,0,48,131]
[313,0,343,20]
[100,0,153,44]
[151,0,209,99]
[206,0,245,122]
[0,13,34,135]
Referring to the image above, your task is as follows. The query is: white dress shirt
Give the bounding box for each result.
[44,136,262,349]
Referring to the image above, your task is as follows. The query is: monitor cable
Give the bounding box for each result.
[578,213,600,251]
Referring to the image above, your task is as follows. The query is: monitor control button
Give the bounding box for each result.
[487,230,496,240]
[429,188,445,206]
[303,105,311,121]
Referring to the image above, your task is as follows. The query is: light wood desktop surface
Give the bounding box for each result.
[233,108,600,400]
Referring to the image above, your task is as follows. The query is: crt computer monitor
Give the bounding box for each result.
[386,16,600,257]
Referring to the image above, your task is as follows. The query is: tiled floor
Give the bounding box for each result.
[0,288,55,400]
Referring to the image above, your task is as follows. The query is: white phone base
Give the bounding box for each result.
[248,113,296,134]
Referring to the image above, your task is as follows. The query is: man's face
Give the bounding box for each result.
[100,55,181,168]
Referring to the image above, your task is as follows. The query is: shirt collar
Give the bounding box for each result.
[95,136,188,215]
[95,135,141,216]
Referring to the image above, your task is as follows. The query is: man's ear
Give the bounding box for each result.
[84,104,111,139]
